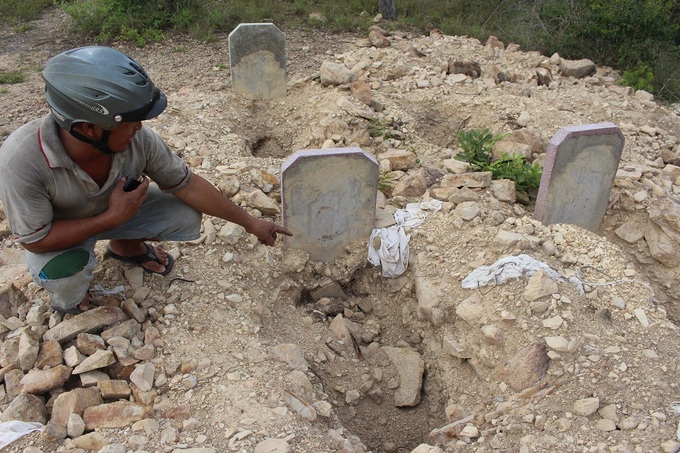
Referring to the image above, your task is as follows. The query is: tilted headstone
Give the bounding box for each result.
[281,148,379,261]
[533,122,625,231]
[228,23,286,99]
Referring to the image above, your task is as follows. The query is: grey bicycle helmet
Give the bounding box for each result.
[42,46,167,132]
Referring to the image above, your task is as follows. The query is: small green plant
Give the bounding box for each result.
[455,128,542,196]
[14,23,33,33]
[378,172,395,194]
[487,153,543,193]
[621,63,655,93]
[0,70,25,84]
[0,0,52,23]
[407,145,421,166]
[367,117,392,139]
[455,128,504,170]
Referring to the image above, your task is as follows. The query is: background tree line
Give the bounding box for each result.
[2,0,679,102]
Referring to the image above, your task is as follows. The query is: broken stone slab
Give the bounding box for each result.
[440,171,492,189]
[4,368,23,398]
[573,397,600,416]
[76,333,106,356]
[490,343,550,391]
[101,318,141,342]
[494,230,541,249]
[65,431,108,451]
[271,343,308,371]
[382,346,425,407]
[35,339,63,369]
[43,306,129,343]
[559,58,596,78]
[19,364,72,395]
[79,370,109,387]
[427,415,475,446]
[414,253,447,326]
[319,61,357,87]
[51,387,103,427]
[0,282,28,319]
[98,380,132,400]
[18,328,40,370]
[83,401,153,430]
[246,189,281,216]
[455,292,487,326]
[392,166,444,198]
[614,221,645,243]
[130,362,155,392]
[309,281,348,301]
[523,270,560,301]
[0,393,48,423]
[280,387,317,422]
[121,299,145,323]
[72,349,116,374]
[647,199,680,266]
[378,149,418,171]
[442,334,471,359]
[254,438,292,453]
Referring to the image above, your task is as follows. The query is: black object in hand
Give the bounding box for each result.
[123,176,142,192]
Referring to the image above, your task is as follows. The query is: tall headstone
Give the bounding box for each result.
[533,122,625,231]
[228,23,286,99]
[281,148,379,261]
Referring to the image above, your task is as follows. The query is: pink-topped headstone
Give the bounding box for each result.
[281,148,379,261]
[533,123,625,231]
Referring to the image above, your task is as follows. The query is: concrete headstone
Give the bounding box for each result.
[228,23,286,99]
[281,148,379,261]
[533,122,624,231]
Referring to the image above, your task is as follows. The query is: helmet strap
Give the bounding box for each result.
[68,129,115,155]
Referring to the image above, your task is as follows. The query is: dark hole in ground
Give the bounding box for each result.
[296,274,447,452]
[251,136,289,158]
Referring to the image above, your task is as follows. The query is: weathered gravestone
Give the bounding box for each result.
[533,122,625,231]
[281,148,379,261]
[228,23,286,99]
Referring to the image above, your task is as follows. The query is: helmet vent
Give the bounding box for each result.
[129,61,149,78]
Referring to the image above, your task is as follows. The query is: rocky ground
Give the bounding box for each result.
[1,7,680,453]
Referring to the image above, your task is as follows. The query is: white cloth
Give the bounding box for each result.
[368,226,410,278]
[462,254,563,288]
[368,200,442,278]
[0,421,44,449]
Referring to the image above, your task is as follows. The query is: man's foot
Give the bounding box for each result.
[106,240,174,276]
[77,294,91,312]
[53,293,90,315]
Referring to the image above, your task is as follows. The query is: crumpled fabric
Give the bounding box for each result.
[0,421,44,449]
[461,253,584,293]
[89,284,126,296]
[368,200,442,278]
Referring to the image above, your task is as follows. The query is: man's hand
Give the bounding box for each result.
[105,176,150,226]
[248,218,293,246]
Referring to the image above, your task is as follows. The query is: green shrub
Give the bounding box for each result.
[59,0,171,45]
[487,153,542,194]
[455,128,542,196]
[622,63,656,93]
[9,0,677,101]
[0,70,26,84]
[0,0,52,23]
[455,128,504,170]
